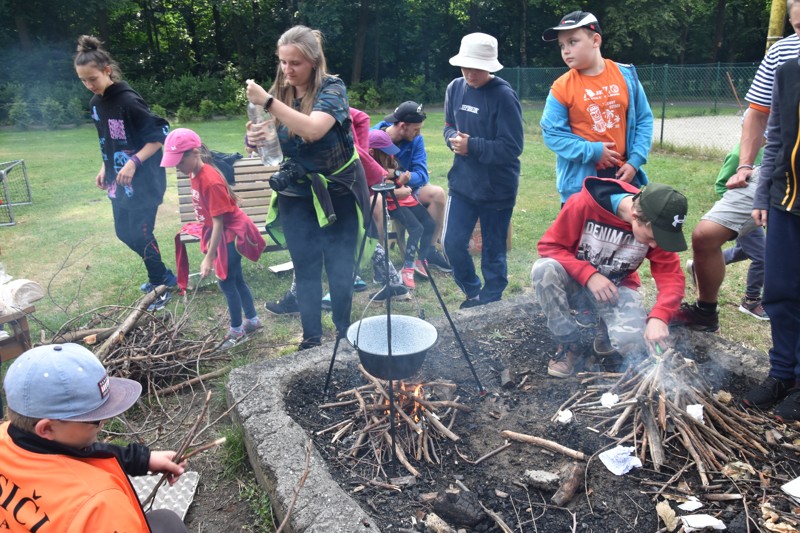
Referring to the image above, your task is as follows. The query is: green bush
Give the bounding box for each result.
[198,99,217,120]
[150,103,167,120]
[176,104,195,124]
[64,97,86,124]
[218,100,242,118]
[348,81,381,111]
[9,99,32,129]
[40,97,66,128]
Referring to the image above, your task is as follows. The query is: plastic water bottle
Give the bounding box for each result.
[247,102,283,166]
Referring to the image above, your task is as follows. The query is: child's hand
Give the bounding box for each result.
[149,450,186,486]
[644,319,670,354]
[394,186,412,200]
[449,132,470,156]
[586,272,619,305]
[95,170,107,190]
[597,142,621,169]
[615,163,636,183]
[200,256,214,279]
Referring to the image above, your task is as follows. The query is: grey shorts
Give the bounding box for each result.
[701,168,760,237]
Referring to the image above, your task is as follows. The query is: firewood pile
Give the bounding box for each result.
[553,347,777,484]
[319,364,471,480]
[49,287,230,394]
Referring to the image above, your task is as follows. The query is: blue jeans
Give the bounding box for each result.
[217,242,257,329]
[763,206,800,381]
[723,226,765,299]
[442,195,513,303]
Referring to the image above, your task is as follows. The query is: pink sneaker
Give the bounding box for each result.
[414,259,429,278]
[401,267,416,289]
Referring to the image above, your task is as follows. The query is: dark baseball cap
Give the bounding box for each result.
[635,183,688,252]
[542,11,602,41]
[384,101,426,124]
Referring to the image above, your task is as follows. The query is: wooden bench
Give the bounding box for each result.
[0,306,34,362]
[177,157,283,252]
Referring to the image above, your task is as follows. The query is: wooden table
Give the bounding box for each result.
[0,306,34,362]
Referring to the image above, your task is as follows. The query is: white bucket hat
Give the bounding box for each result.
[449,33,503,73]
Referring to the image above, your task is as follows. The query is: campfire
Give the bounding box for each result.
[319,364,471,481]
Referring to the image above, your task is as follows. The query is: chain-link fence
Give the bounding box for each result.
[502,62,760,154]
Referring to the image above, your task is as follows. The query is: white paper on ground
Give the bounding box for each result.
[678,496,703,512]
[600,392,619,408]
[681,514,726,531]
[556,409,573,424]
[598,446,642,475]
[130,471,200,520]
[781,475,800,504]
[686,404,704,423]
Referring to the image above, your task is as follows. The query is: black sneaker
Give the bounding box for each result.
[370,283,410,302]
[147,291,171,312]
[670,302,720,333]
[774,388,800,423]
[426,249,453,272]
[742,376,794,410]
[459,297,483,309]
[298,337,322,350]
[265,291,299,315]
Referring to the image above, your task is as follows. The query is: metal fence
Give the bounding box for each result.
[502,62,760,154]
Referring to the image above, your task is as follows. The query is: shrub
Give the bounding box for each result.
[218,100,242,118]
[150,103,167,120]
[349,81,381,111]
[39,97,66,128]
[9,99,32,129]
[198,99,217,120]
[64,97,86,124]
[176,104,195,124]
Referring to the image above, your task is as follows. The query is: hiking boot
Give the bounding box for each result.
[370,283,411,301]
[686,259,697,289]
[548,343,583,378]
[742,376,794,410]
[298,337,322,350]
[739,296,769,321]
[593,320,616,356]
[243,317,263,334]
[671,302,720,333]
[147,291,171,312]
[321,293,332,311]
[353,276,367,293]
[401,267,416,289]
[427,249,453,272]
[265,291,299,315]
[220,329,247,351]
[414,259,429,279]
[460,297,483,309]
[774,388,800,423]
[574,309,596,328]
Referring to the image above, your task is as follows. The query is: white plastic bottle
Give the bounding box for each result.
[247,102,283,166]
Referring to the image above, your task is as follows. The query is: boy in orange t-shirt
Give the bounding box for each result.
[540,11,653,204]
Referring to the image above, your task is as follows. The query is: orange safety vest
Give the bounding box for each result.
[0,422,150,532]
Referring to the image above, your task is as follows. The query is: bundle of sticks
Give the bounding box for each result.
[553,348,772,485]
[319,364,471,478]
[49,288,229,394]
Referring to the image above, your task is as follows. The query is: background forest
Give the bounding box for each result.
[0,0,785,126]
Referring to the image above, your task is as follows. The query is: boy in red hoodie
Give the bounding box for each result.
[532,178,687,377]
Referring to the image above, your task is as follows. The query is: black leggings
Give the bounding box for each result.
[111,202,168,284]
[388,203,435,267]
[278,192,359,340]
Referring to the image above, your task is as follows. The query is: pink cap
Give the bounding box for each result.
[368,129,399,156]
[160,128,202,167]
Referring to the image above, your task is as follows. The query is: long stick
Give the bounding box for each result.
[501,430,586,461]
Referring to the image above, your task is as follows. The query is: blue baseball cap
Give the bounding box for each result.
[4,344,142,422]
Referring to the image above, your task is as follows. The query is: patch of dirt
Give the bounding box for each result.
[285,312,799,532]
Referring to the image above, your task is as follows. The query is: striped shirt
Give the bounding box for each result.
[745,34,800,109]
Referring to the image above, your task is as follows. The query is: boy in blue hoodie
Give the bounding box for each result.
[443,33,524,308]
[540,11,653,205]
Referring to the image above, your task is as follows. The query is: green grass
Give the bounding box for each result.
[0,112,771,358]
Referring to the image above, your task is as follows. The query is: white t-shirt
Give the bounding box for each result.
[745,34,800,108]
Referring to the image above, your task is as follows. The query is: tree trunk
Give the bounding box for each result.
[709,0,726,62]
[212,1,226,63]
[519,0,527,66]
[97,7,110,44]
[351,0,370,85]
[14,16,33,52]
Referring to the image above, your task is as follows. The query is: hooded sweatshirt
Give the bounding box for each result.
[89,81,170,209]
[537,177,684,324]
[443,76,524,209]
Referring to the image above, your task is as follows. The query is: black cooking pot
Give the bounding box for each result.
[347,315,438,380]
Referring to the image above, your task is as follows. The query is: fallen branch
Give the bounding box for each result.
[501,430,587,461]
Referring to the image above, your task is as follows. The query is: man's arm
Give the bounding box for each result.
[402,135,430,190]
[728,108,769,189]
